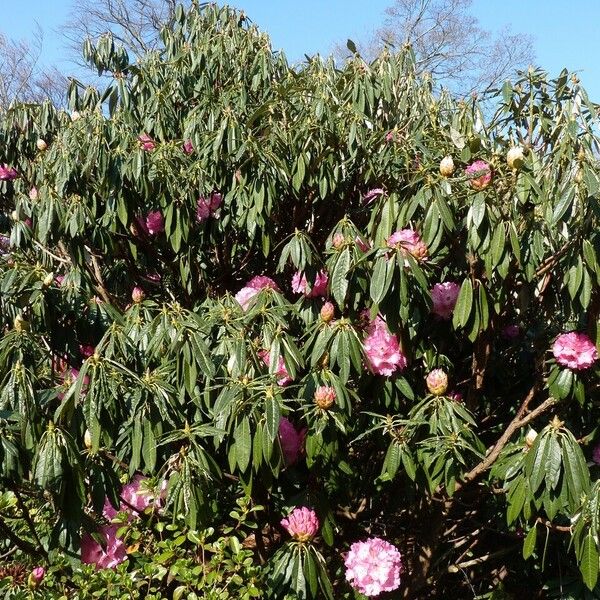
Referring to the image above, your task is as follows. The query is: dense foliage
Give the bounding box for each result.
[1,3,600,598]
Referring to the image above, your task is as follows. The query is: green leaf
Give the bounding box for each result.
[265,395,280,443]
[331,247,351,308]
[370,256,393,304]
[580,534,599,590]
[234,417,252,473]
[452,278,473,329]
[523,526,537,559]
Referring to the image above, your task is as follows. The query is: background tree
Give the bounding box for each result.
[337,0,535,95]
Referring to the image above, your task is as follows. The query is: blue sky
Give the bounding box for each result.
[4,0,600,100]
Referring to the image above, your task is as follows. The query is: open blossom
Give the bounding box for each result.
[0,164,18,180]
[344,537,402,597]
[258,349,292,386]
[145,211,164,235]
[465,160,492,190]
[426,369,448,396]
[182,139,194,154]
[196,192,222,223]
[235,275,280,310]
[291,270,328,298]
[281,507,319,542]
[363,315,407,377]
[552,332,598,370]
[103,474,162,521]
[362,188,385,204]
[81,524,127,570]
[138,133,156,151]
[386,229,428,261]
[278,417,305,466]
[431,282,460,320]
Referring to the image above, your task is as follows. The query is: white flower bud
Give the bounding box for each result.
[439,156,455,177]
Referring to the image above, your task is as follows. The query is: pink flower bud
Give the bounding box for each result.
[131,286,145,303]
[280,507,319,542]
[465,160,492,190]
[320,301,335,323]
[182,139,194,154]
[314,385,336,409]
[29,186,38,200]
[28,566,45,588]
[332,233,345,249]
[138,133,156,151]
[426,369,448,396]
[36,139,48,151]
[439,156,455,177]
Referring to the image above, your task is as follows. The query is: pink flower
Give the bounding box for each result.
[426,369,448,396]
[314,385,336,409]
[145,211,164,235]
[385,131,395,142]
[448,390,463,403]
[29,186,38,200]
[234,276,280,310]
[281,507,319,542]
[465,160,492,190]
[81,524,127,570]
[332,233,345,249]
[431,282,460,320]
[103,474,159,521]
[28,566,45,588]
[0,164,18,180]
[259,349,292,386]
[131,286,145,303]
[291,270,328,298]
[363,188,385,204]
[344,537,402,597]
[593,444,600,466]
[552,332,598,370]
[363,315,407,377]
[79,344,95,358]
[196,192,222,223]
[278,417,305,466]
[54,275,65,287]
[182,139,194,154]
[138,133,156,151]
[386,229,428,261]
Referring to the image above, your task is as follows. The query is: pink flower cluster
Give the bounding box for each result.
[235,275,280,310]
[281,506,319,542]
[138,133,156,151]
[386,229,428,261]
[196,192,222,223]
[81,524,127,570]
[258,348,292,386]
[431,282,460,320]
[465,160,492,190]
[363,315,407,377]
[102,474,161,521]
[135,211,165,236]
[278,417,305,466]
[0,164,18,180]
[291,270,328,298]
[552,332,598,371]
[344,537,402,597]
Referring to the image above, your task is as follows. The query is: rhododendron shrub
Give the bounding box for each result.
[0,4,600,598]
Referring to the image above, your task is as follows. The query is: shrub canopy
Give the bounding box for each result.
[1,3,600,598]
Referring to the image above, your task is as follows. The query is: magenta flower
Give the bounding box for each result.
[138,133,156,151]
[258,349,292,386]
[431,282,460,320]
[386,228,428,261]
[79,344,95,358]
[291,270,328,298]
[196,192,222,223]
[502,324,521,340]
[355,236,371,252]
[145,211,164,235]
[344,537,402,597]
[81,524,127,570]
[362,188,385,204]
[593,444,600,465]
[552,332,598,370]
[363,315,407,377]
[0,164,18,180]
[103,474,160,521]
[278,417,305,466]
[234,275,280,310]
[182,139,194,154]
[465,160,492,190]
[281,507,319,542]
[448,390,463,403]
